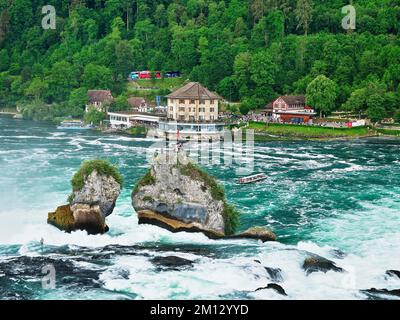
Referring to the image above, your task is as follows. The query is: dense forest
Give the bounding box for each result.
[0,0,399,122]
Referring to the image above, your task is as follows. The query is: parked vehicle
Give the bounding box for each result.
[164,71,181,78]
[129,71,139,80]
[129,70,178,80]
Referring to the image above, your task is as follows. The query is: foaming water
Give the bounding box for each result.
[0,117,399,300]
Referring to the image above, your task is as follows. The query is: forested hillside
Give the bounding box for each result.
[0,0,399,121]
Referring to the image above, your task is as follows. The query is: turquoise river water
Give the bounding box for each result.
[0,116,399,299]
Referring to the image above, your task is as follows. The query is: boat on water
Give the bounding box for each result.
[57,120,93,130]
[237,173,267,184]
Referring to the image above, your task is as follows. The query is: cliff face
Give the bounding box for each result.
[71,170,121,218]
[132,152,235,236]
[48,161,122,235]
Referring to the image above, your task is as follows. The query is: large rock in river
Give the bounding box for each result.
[48,160,123,234]
[132,152,230,236]
[132,151,276,241]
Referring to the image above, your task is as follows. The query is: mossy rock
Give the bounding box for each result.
[133,169,156,194]
[47,205,75,232]
[71,159,123,192]
[227,226,277,242]
[178,161,239,235]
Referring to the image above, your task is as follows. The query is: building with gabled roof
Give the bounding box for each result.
[86,90,114,112]
[166,82,222,122]
[127,97,148,112]
[262,95,316,123]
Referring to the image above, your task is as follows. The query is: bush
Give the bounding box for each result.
[84,108,106,125]
[128,126,148,136]
[22,101,84,122]
[239,103,250,115]
[71,160,123,192]
[133,169,156,193]
[395,109,400,124]
[223,203,241,235]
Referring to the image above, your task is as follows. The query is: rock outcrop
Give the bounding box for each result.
[48,160,122,234]
[132,152,236,236]
[302,255,344,275]
[150,256,194,270]
[137,210,225,239]
[255,283,287,296]
[385,270,400,279]
[132,151,276,242]
[226,226,277,242]
[361,288,400,299]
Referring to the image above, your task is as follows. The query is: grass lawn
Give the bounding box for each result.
[126,77,187,103]
[246,122,374,138]
[132,77,187,90]
[376,128,400,136]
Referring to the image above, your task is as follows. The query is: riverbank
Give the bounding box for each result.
[3,114,400,141]
[244,122,379,140]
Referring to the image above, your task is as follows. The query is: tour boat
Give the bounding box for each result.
[57,120,93,130]
[237,173,267,184]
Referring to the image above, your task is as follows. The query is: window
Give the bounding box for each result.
[199,107,205,112]
[170,107,173,111]
[200,99,205,104]
[210,108,215,112]
[179,107,185,112]
[210,100,214,104]
[190,99,195,104]
[179,99,185,104]
[179,115,185,121]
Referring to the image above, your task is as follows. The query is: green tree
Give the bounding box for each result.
[47,61,78,103]
[25,78,48,101]
[239,97,258,114]
[84,108,106,125]
[394,109,400,123]
[9,0,32,35]
[343,88,367,118]
[366,102,387,124]
[250,0,267,24]
[114,40,134,78]
[82,64,113,90]
[233,52,252,99]
[69,88,88,109]
[306,75,337,117]
[250,51,278,103]
[295,0,313,36]
[217,77,239,102]
[0,49,9,71]
[109,95,130,112]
